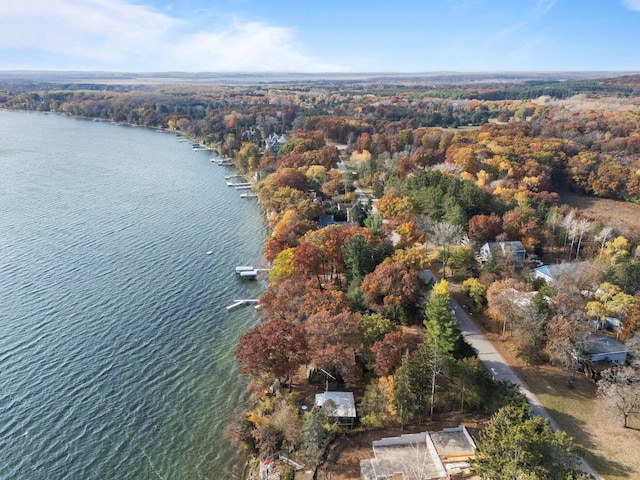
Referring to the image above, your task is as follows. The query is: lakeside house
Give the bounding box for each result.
[360,425,477,480]
[479,241,526,268]
[264,133,287,153]
[315,391,357,427]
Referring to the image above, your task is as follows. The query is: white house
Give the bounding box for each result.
[479,241,526,268]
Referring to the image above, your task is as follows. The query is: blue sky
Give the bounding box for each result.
[1,0,639,72]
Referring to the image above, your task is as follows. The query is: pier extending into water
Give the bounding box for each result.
[226,299,260,310]
[234,265,270,279]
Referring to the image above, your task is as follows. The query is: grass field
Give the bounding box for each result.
[486,329,640,479]
[561,192,640,242]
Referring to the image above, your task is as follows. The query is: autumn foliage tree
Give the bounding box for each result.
[486,278,529,339]
[302,225,350,283]
[468,213,503,244]
[293,240,326,287]
[269,247,296,282]
[260,277,351,324]
[391,246,431,273]
[361,261,420,323]
[371,330,423,376]
[395,221,424,249]
[545,314,589,383]
[586,282,635,331]
[236,318,307,384]
[264,210,315,262]
[305,310,364,383]
[461,277,487,311]
[259,277,310,323]
[375,190,416,224]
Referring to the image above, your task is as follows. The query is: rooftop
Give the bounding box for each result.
[360,426,476,480]
[430,427,477,458]
[484,240,526,251]
[534,261,592,281]
[315,391,356,418]
[585,335,628,355]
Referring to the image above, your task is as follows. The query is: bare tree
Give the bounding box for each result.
[430,222,468,279]
[595,226,614,258]
[486,278,527,340]
[545,314,590,386]
[575,218,591,259]
[562,210,576,252]
[402,442,438,480]
[598,366,640,428]
[568,222,578,259]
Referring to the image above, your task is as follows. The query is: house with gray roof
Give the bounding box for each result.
[584,335,628,365]
[479,241,526,268]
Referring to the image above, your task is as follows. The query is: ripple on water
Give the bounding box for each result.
[0,111,267,480]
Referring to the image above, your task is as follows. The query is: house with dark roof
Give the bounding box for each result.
[584,335,628,365]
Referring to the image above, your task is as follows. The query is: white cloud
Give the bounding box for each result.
[621,0,640,12]
[164,20,344,72]
[0,0,176,63]
[534,0,559,16]
[0,0,342,71]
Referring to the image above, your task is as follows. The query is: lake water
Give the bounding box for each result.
[0,111,268,479]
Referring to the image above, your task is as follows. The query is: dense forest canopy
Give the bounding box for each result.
[4,72,640,476]
[3,73,638,203]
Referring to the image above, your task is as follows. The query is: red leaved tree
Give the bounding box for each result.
[371,330,423,376]
[236,318,307,384]
[305,310,364,383]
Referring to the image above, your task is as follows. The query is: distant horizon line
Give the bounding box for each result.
[1,69,639,75]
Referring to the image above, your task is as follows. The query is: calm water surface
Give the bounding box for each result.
[0,111,267,479]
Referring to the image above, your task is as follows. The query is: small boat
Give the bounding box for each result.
[206,251,213,255]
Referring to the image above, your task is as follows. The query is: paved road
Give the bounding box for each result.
[447,294,602,479]
[336,161,372,208]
